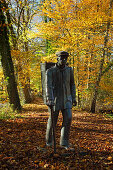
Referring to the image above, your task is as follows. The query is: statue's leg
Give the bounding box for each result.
[60,109,72,147]
[46,108,59,146]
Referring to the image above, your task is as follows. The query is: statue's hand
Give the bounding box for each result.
[73,99,77,106]
[46,100,55,107]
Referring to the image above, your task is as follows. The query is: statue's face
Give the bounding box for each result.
[57,56,67,67]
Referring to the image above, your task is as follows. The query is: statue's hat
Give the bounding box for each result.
[56,51,69,58]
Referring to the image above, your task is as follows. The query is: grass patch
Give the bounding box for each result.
[105,113,113,119]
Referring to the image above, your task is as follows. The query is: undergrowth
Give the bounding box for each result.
[0,104,22,119]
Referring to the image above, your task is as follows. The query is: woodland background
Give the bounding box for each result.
[0,1,113,169]
[0,0,113,114]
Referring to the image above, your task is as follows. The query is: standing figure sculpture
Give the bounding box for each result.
[45,51,77,149]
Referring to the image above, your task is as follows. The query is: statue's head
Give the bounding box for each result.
[56,51,69,68]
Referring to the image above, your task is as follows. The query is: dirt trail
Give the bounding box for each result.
[0,97,113,169]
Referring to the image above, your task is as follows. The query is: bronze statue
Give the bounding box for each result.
[45,51,77,150]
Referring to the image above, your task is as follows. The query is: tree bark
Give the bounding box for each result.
[0,1,21,111]
[76,51,81,106]
[4,0,32,103]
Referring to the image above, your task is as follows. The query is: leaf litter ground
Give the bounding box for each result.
[0,97,113,169]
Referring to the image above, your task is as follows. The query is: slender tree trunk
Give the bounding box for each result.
[72,53,75,72]
[76,38,81,106]
[23,42,32,103]
[76,52,81,106]
[90,0,113,113]
[0,1,21,111]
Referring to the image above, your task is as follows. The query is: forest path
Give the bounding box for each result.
[0,97,113,169]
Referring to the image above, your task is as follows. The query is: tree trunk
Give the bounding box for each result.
[4,1,32,103]
[90,0,113,113]
[76,52,81,106]
[23,39,32,103]
[0,1,21,111]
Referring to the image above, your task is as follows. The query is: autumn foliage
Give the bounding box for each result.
[0,1,113,110]
[35,0,113,110]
